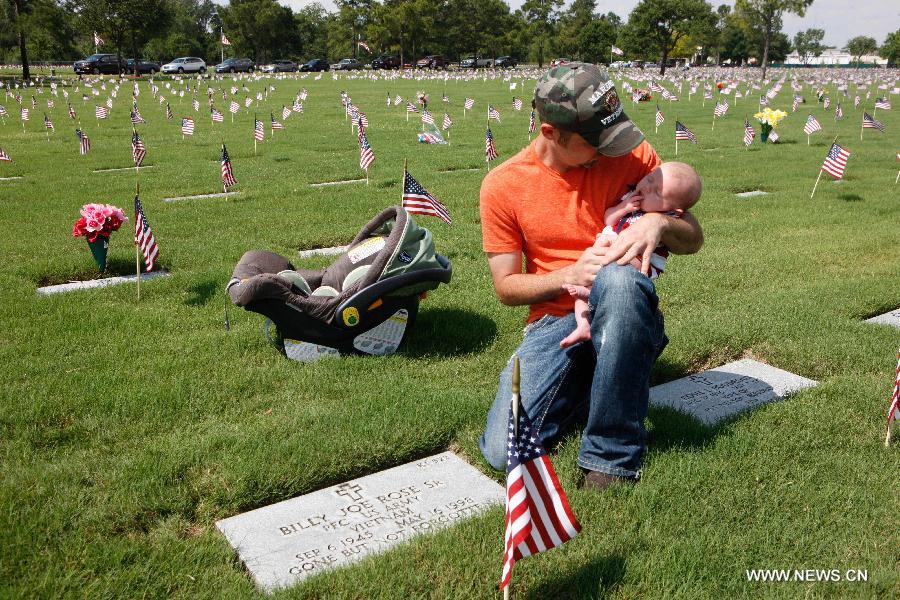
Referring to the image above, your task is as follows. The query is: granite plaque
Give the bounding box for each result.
[865,309,900,328]
[650,358,817,425]
[216,452,504,592]
[735,190,768,197]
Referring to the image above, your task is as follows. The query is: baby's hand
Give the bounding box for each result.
[623,196,642,213]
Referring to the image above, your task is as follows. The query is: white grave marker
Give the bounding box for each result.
[216,452,503,592]
[866,309,900,328]
[650,358,817,425]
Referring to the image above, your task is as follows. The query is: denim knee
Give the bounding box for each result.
[589,264,657,313]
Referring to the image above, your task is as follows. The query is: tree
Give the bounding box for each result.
[75,0,173,74]
[845,35,877,67]
[880,29,900,66]
[792,27,824,65]
[520,0,563,68]
[621,0,716,75]
[734,0,812,78]
[575,14,619,63]
[8,0,31,80]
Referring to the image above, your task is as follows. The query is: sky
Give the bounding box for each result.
[278,0,897,49]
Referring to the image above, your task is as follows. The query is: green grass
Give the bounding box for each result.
[1,70,899,598]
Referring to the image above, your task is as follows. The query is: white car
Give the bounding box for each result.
[162,57,207,74]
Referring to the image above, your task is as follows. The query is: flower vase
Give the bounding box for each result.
[760,123,772,143]
[87,237,109,273]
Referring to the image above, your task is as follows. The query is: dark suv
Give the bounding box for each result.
[300,58,329,72]
[215,58,255,73]
[74,54,124,75]
[372,54,400,69]
[494,56,517,68]
[416,55,448,69]
[126,59,161,75]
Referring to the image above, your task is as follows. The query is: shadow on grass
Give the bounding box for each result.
[648,405,719,452]
[402,307,497,357]
[184,279,219,306]
[838,193,864,202]
[525,554,626,599]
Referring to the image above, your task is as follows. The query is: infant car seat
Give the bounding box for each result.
[227,206,452,361]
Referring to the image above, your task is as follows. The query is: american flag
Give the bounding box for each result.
[67,103,76,119]
[675,121,696,143]
[386,94,391,107]
[862,112,885,132]
[106,97,113,109]
[835,103,843,120]
[134,195,159,272]
[166,103,173,120]
[131,130,146,166]
[713,101,728,117]
[421,109,435,125]
[76,128,91,155]
[394,94,403,106]
[93,31,103,46]
[221,144,236,189]
[181,117,194,135]
[270,113,284,130]
[821,142,850,179]
[357,40,371,52]
[44,114,54,130]
[823,97,831,109]
[611,45,624,55]
[358,131,375,171]
[253,118,265,141]
[792,96,800,112]
[512,97,523,111]
[655,105,664,127]
[442,112,453,130]
[402,170,451,225]
[0,148,11,162]
[803,115,822,135]
[406,102,419,113]
[528,109,536,134]
[94,105,107,119]
[211,108,224,122]
[130,108,145,124]
[886,349,900,444]
[768,130,779,143]
[282,105,291,120]
[485,126,499,161]
[743,120,755,146]
[229,101,239,114]
[500,391,580,591]
[875,97,891,110]
[442,92,449,103]
[357,111,368,128]
[464,97,475,110]
[47,99,54,109]
[488,105,501,122]
[192,98,200,112]
[759,95,768,106]
[221,33,231,46]
[854,95,861,107]
[650,81,663,93]
[21,107,29,121]
[0,105,7,117]
[703,90,713,100]
[292,101,303,113]
[244,97,252,108]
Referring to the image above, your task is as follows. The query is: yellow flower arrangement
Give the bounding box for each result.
[753,108,788,127]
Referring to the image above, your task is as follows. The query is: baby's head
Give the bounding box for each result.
[633,161,702,214]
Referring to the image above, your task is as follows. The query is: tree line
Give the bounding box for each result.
[3,0,899,79]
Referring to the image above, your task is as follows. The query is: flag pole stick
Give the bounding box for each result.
[860,113,864,141]
[401,159,407,205]
[809,169,823,198]
[135,179,141,301]
[503,356,521,600]
[895,169,899,185]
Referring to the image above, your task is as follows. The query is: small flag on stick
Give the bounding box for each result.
[402,169,452,225]
[885,349,900,446]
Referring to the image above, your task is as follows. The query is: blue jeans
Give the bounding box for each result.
[479,265,668,479]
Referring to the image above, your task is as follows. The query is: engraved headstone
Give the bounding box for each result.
[216,452,504,592]
[865,309,900,328]
[650,358,817,425]
[735,190,768,197]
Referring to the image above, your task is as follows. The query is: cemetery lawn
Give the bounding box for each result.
[1,72,898,598]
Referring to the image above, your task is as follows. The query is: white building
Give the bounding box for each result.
[784,48,887,66]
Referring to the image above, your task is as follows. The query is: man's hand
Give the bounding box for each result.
[565,238,611,287]
[599,211,703,276]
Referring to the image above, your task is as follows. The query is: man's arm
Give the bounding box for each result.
[487,249,608,306]
[598,210,703,276]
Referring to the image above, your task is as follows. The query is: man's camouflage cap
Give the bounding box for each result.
[534,62,644,156]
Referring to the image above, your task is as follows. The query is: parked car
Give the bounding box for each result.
[371,54,400,69]
[300,58,330,72]
[215,58,254,73]
[126,59,161,75]
[74,54,124,75]
[260,60,297,73]
[461,56,493,68]
[162,57,207,74]
[549,57,570,68]
[331,58,362,71]
[493,55,517,68]
[416,55,448,69]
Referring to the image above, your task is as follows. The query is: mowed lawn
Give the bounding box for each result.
[0,69,898,598]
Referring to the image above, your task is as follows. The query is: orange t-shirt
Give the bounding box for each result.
[480,139,661,323]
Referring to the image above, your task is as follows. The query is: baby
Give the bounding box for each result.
[559,161,702,349]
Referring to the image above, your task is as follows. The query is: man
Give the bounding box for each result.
[478,63,703,489]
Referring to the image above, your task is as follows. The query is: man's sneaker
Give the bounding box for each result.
[583,470,636,491]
